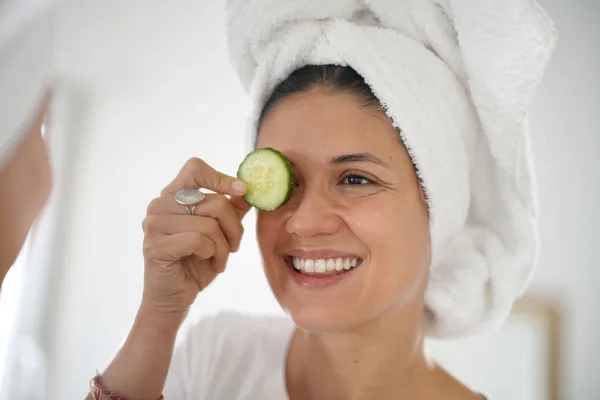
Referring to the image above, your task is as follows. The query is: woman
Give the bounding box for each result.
[87,1,557,399]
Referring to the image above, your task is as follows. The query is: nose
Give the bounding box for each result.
[286,187,341,238]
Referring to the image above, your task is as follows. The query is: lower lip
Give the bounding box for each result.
[285,259,361,289]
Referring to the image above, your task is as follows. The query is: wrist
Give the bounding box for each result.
[137,299,189,330]
[97,303,184,398]
[141,283,198,317]
[89,374,164,400]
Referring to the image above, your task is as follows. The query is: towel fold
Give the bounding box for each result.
[226,0,557,337]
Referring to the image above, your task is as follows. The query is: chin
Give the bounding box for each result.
[262,251,422,334]
[267,258,373,334]
[283,301,362,334]
[262,252,370,331]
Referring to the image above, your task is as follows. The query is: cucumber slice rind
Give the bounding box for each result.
[237,147,295,211]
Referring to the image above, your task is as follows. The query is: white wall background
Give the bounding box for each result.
[0,0,598,399]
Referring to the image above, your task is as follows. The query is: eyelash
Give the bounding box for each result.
[340,172,375,186]
[293,172,376,188]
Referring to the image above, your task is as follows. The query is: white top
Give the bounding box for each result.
[163,311,295,400]
[163,311,491,400]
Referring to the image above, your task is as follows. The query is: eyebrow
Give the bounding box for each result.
[329,152,390,168]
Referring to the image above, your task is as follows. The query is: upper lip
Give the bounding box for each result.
[284,249,363,260]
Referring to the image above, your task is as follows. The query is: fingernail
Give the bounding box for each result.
[232,180,247,195]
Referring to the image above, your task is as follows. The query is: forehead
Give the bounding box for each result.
[256,89,400,159]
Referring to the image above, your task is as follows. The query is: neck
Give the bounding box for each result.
[286,307,475,400]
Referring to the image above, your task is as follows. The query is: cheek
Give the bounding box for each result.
[347,195,430,291]
[348,194,428,247]
[256,211,283,256]
[256,211,291,296]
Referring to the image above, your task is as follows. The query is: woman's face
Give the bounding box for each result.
[256,88,430,333]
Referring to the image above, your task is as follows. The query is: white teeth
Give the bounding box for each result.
[343,259,351,270]
[291,257,360,274]
[315,259,326,273]
[305,259,315,273]
[326,259,335,271]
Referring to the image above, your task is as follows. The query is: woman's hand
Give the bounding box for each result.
[88,159,250,399]
[140,157,250,316]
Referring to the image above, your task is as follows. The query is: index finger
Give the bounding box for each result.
[161,158,247,197]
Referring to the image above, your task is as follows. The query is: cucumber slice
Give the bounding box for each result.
[237,147,295,211]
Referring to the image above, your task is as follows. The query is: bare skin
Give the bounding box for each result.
[89,89,481,400]
[0,93,52,288]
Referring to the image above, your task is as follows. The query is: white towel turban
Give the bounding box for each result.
[226,0,557,338]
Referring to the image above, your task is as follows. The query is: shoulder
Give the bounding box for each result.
[163,310,293,399]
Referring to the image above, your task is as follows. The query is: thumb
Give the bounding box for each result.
[213,171,248,197]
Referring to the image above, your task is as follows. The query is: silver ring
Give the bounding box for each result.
[174,188,206,215]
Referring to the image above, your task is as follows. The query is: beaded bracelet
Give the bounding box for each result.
[89,374,164,400]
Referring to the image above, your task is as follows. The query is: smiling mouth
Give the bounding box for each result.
[284,256,363,276]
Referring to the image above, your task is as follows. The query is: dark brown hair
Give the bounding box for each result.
[258,64,385,127]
